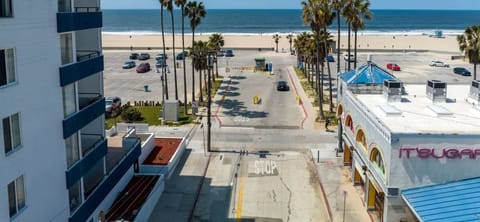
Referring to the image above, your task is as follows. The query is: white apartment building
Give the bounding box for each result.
[336,60,480,221]
[0,1,141,221]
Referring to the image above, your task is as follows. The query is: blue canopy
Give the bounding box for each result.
[339,63,398,85]
[402,177,480,222]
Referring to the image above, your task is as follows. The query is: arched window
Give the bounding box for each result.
[355,129,367,151]
[370,148,385,175]
[337,104,344,117]
[345,115,353,132]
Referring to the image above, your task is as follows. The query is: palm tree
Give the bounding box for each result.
[192,40,210,102]
[342,0,354,71]
[458,25,480,80]
[164,0,179,100]
[350,0,372,69]
[185,1,206,102]
[208,33,224,78]
[159,0,169,99]
[174,0,187,112]
[302,0,325,120]
[332,0,344,73]
[273,34,281,52]
[286,33,294,53]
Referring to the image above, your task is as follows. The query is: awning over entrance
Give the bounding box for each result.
[402,177,480,222]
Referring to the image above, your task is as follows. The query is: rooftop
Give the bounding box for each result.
[355,84,480,134]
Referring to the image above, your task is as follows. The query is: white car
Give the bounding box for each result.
[429,61,449,67]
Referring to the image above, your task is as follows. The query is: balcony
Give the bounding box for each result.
[63,97,105,139]
[57,7,102,33]
[59,53,103,87]
[66,137,107,189]
[69,137,141,222]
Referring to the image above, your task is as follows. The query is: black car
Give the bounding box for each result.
[156,59,167,68]
[453,67,471,76]
[138,53,150,60]
[176,51,188,60]
[156,53,168,61]
[129,53,139,60]
[277,80,290,91]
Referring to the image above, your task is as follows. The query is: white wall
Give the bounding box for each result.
[0,1,70,222]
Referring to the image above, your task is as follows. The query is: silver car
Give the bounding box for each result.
[429,61,449,67]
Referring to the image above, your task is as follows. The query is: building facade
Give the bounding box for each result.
[336,62,480,221]
[1,1,141,221]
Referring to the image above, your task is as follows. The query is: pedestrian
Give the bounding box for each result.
[325,117,330,131]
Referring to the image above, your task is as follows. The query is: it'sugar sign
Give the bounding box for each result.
[254,160,278,175]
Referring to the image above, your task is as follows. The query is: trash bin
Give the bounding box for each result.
[144,85,149,92]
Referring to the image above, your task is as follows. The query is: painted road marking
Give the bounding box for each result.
[235,176,245,221]
[248,160,279,177]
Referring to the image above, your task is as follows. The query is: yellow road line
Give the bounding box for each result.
[235,176,245,221]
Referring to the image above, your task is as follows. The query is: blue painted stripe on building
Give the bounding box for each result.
[402,177,480,222]
[60,56,104,86]
[69,140,141,222]
[62,98,105,139]
[57,12,102,33]
[65,139,107,189]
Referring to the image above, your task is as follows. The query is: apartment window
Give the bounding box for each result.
[58,0,72,13]
[68,180,82,212]
[65,132,80,168]
[0,0,13,17]
[60,33,73,65]
[8,175,26,218]
[3,113,21,154]
[0,48,16,87]
[62,83,77,117]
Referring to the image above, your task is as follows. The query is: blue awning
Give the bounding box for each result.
[339,62,398,84]
[402,177,480,222]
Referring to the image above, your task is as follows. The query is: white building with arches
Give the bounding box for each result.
[336,61,480,221]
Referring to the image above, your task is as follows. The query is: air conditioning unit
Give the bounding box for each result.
[387,187,400,197]
[383,80,402,102]
[426,80,446,103]
[469,80,480,102]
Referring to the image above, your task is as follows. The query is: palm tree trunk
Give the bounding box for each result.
[215,54,219,78]
[475,64,477,80]
[354,30,358,69]
[191,27,196,102]
[347,23,351,71]
[336,9,341,74]
[316,31,325,120]
[161,6,169,100]
[324,27,334,113]
[181,6,187,112]
[170,2,178,100]
[199,68,203,102]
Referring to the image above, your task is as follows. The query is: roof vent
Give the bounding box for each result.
[367,54,373,63]
[469,80,480,103]
[383,80,402,102]
[427,104,453,116]
[379,104,402,116]
[426,80,446,103]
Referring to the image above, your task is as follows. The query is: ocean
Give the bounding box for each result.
[102,9,480,36]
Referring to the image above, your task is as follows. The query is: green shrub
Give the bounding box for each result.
[121,107,143,122]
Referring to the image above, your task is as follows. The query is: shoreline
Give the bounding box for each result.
[102,33,462,53]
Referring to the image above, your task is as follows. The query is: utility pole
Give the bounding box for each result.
[207,52,213,152]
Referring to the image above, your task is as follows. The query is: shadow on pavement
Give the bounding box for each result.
[218,91,241,97]
[229,75,247,80]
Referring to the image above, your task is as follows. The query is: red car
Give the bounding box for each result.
[387,63,401,71]
[136,63,151,73]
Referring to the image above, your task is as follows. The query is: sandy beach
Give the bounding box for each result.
[102,33,461,54]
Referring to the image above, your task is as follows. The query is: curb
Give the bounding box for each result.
[213,78,233,128]
[287,68,308,129]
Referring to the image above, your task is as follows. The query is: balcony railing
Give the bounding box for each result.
[57,11,102,33]
[81,133,104,156]
[59,55,104,87]
[77,50,100,62]
[63,98,105,139]
[75,7,99,13]
[66,138,107,189]
[69,138,141,222]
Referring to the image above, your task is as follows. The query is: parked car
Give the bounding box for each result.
[217,50,225,57]
[453,67,471,76]
[277,80,290,91]
[105,96,121,118]
[122,60,136,69]
[138,53,150,61]
[386,63,401,71]
[343,54,356,62]
[156,59,167,68]
[327,55,335,62]
[429,61,449,67]
[136,63,151,73]
[225,49,234,57]
[129,53,139,60]
[176,51,188,60]
[155,53,168,61]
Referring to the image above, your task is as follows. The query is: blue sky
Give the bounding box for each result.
[101,0,479,10]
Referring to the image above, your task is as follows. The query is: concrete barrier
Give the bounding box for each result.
[116,123,149,133]
[134,174,166,222]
